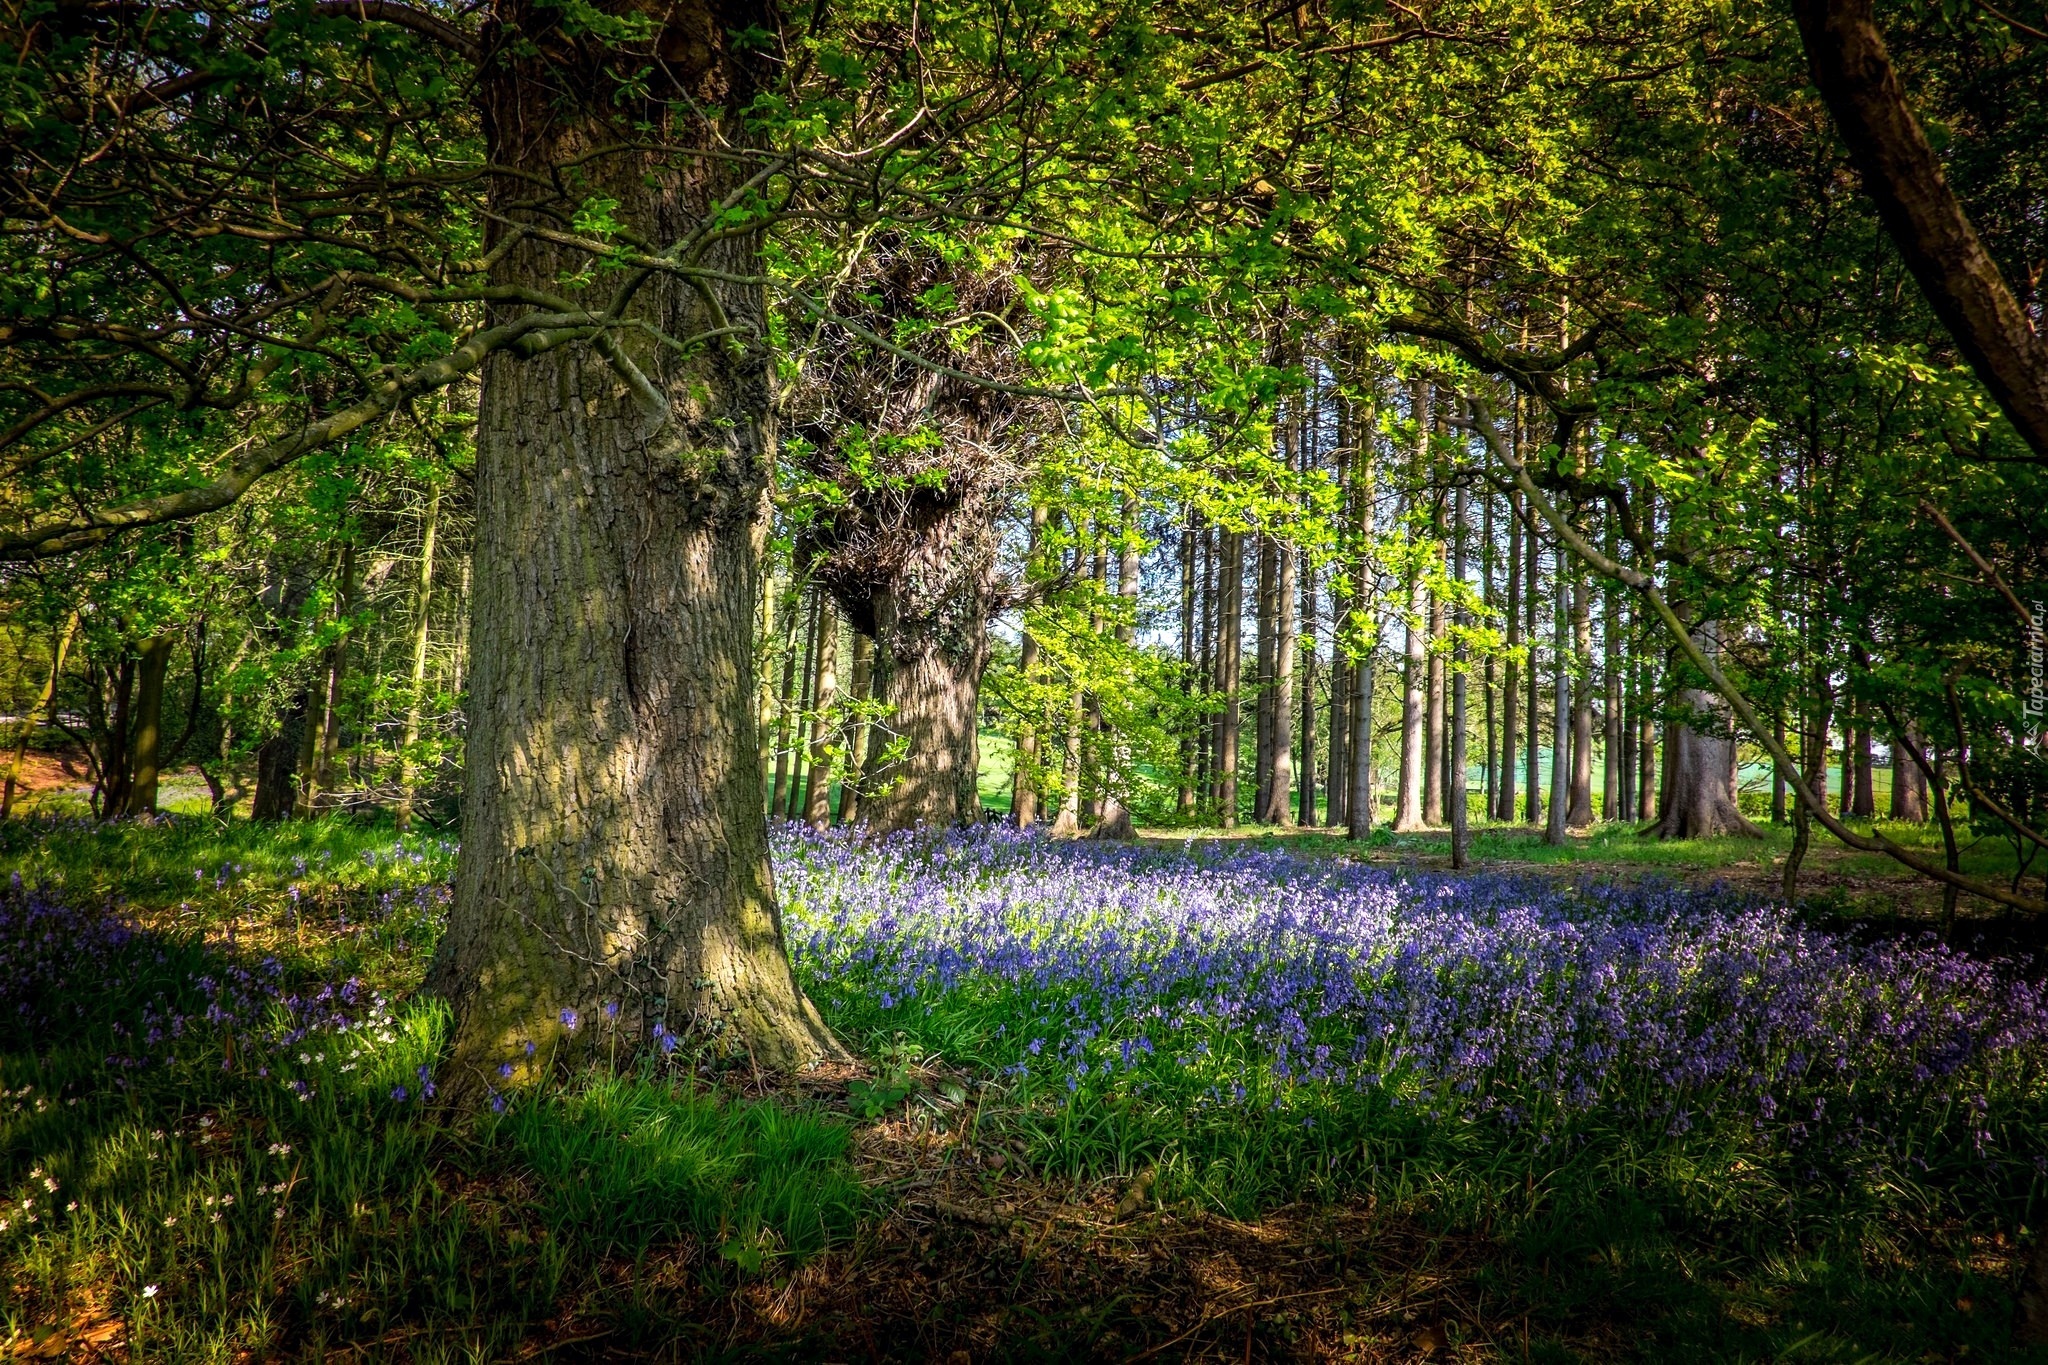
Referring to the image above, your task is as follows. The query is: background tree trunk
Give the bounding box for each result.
[3,613,77,819]
[1218,528,1244,828]
[121,633,177,817]
[857,588,987,832]
[1652,624,1763,839]
[396,480,441,831]
[251,693,308,823]
[802,602,840,830]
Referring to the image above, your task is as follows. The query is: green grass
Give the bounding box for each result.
[0,814,860,1361]
[3,813,2044,1360]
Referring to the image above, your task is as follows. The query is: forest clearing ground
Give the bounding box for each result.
[2,813,2043,1362]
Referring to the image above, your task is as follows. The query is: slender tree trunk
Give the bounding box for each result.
[1299,549,1318,826]
[93,656,136,820]
[252,695,308,824]
[1218,528,1244,829]
[1016,504,1046,828]
[1525,512,1544,825]
[1092,498,1142,840]
[1450,484,1470,867]
[1547,557,1571,846]
[396,481,442,831]
[1482,485,1496,820]
[122,633,177,817]
[1254,532,1275,818]
[770,590,805,819]
[309,542,357,812]
[1602,560,1621,822]
[803,602,839,829]
[1851,720,1875,817]
[1258,532,1296,825]
[1499,489,1522,821]
[1049,683,1085,838]
[1569,573,1595,828]
[1082,539,1107,824]
[426,6,841,1090]
[1772,713,1789,823]
[1424,587,1446,826]
[1197,523,1216,811]
[786,593,818,821]
[2,613,77,819]
[1177,512,1197,816]
[839,632,870,826]
[1346,383,1377,839]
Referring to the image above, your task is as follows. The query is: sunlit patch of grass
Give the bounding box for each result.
[0,829,860,1361]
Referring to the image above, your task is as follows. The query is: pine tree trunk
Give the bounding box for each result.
[426,0,840,1091]
[1015,512,1047,827]
[786,593,819,821]
[1602,567,1621,822]
[1254,533,1275,818]
[1569,574,1596,828]
[1177,513,1197,816]
[1499,488,1522,821]
[1450,484,1470,867]
[396,481,442,831]
[1299,549,1318,827]
[803,602,839,829]
[838,632,870,826]
[1218,528,1244,828]
[1851,721,1875,817]
[1092,498,1142,841]
[1525,510,1544,825]
[1547,560,1571,846]
[1258,534,1296,825]
[122,634,177,817]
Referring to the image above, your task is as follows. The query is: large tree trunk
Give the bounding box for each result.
[858,588,987,833]
[1651,622,1763,840]
[121,633,177,816]
[425,0,839,1092]
[1652,692,1762,838]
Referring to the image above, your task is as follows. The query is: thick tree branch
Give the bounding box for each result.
[0,310,604,561]
[1791,0,2048,460]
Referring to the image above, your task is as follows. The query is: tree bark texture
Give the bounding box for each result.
[122,633,177,816]
[426,0,840,1092]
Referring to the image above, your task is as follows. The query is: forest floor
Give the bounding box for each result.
[1,799,2043,1361]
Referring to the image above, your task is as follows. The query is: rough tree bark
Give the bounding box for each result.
[1650,624,1763,840]
[424,0,840,1093]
